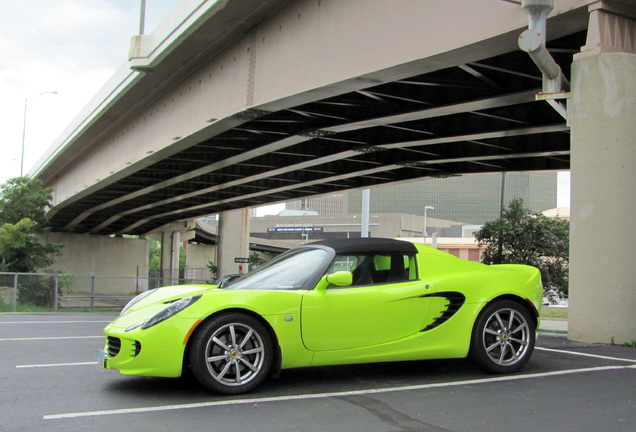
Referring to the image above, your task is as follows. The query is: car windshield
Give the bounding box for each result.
[226,247,330,290]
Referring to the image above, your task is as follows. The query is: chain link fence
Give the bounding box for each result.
[0,271,211,313]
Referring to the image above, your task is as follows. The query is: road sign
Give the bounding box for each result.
[234,257,249,263]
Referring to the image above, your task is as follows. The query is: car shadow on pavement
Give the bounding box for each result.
[100,358,484,399]
[266,358,485,394]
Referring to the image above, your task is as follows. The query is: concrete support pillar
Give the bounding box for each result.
[568,3,636,344]
[40,232,150,294]
[156,221,195,286]
[217,208,251,277]
[160,230,180,284]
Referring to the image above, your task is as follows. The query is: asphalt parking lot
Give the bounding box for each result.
[1,313,634,432]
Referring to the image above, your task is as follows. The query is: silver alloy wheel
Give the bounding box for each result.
[204,322,266,387]
[481,307,530,366]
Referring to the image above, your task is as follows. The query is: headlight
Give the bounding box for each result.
[140,295,202,330]
[121,289,157,315]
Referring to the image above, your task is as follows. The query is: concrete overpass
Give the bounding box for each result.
[32,0,635,344]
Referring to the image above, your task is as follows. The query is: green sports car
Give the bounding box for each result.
[99,238,542,394]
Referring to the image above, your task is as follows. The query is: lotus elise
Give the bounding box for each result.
[99,238,542,394]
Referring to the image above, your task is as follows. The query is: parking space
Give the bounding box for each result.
[1,313,635,432]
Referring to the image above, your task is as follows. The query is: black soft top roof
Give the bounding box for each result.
[308,237,418,255]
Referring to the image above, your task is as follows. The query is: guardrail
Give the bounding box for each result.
[0,272,210,313]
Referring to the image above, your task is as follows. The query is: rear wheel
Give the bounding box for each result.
[189,313,272,394]
[470,300,535,373]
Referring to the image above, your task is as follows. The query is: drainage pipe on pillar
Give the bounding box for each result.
[521,0,551,37]
[517,0,569,94]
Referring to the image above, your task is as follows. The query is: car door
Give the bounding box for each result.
[300,253,438,351]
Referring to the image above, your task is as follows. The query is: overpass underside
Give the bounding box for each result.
[38,0,587,236]
[56,60,577,236]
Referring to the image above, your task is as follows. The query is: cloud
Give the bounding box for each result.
[0,0,179,182]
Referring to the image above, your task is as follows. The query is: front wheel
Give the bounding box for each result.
[470,300,535,374]
[189,313,273,394]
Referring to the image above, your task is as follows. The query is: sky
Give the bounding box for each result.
[0,0,570,210]
[0,0,180,182]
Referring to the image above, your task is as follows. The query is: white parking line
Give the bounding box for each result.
[44,364,636,420]
[536,347,636,363]
[17,362,95,369]
[0,336,104,342]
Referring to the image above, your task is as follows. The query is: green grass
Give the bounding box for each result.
[0,303,52,313]
[0,302,120,313]
[540,306,568,320]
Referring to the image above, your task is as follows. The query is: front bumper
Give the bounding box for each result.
[101,314,199,378]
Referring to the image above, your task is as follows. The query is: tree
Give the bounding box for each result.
[0,177,63,273]
[475,198,569,296]
[249,252,266,270]
[0,177,52,226]
[206,260,218,281]
[148,238,161,273]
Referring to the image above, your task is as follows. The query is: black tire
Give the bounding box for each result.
[470,300,535,374]
[189,313,273,394]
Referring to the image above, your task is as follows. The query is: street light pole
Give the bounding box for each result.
[423,205,434,238]
[139,0,146,35]
[20,91,57,177]
[361,189,370,238]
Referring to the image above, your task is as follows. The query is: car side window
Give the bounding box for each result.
[328,253,417,287]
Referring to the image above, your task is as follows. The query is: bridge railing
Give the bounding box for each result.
[0,272,211,313]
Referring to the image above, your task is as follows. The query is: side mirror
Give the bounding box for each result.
[314,271,353,293]
[325,271,353,287]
